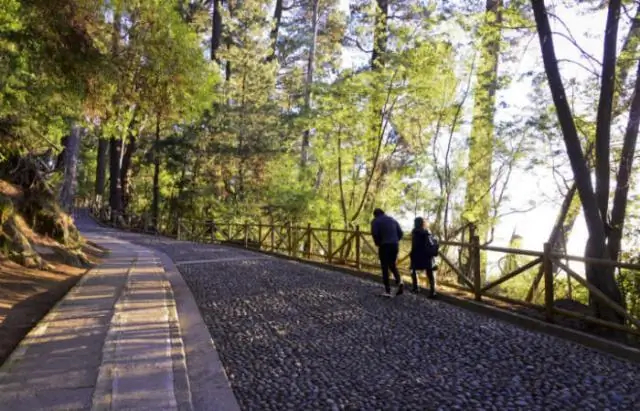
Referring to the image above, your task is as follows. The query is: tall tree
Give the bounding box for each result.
[211,0,223,62]
[462,0,503,279]
[300,0,321,171]
[530,0,640,323]
[267,0,284,62]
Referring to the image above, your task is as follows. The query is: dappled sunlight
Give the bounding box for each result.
[0,224,187,410]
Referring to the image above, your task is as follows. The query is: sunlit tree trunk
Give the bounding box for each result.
[109,137,123,218]
[94,137,109,206]
[59,125,82,212]
[462,0,502,282]
[300,0,320,172]
[152,112,161,227]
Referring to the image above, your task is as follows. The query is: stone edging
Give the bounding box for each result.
[154,248,242,411]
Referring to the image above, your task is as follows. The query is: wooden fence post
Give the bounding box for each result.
[355,225,361,270]
[177,217,182,240]
[327,223,333,264]
[244,221,249,248]
[472,234,481,301]
[543,242,554,322]
[258,221,263,250]
[306,223,312,259]
[287,222,293,256]
[270,219,275,251]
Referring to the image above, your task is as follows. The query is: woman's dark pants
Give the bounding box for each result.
[411,267,435,296]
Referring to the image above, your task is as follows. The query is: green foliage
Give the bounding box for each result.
[6,1,640,310]
[0,0,110,157]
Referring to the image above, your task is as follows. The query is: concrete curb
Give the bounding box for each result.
[221,243,640,364]
[163,266,195,411]
[154,248,242,411]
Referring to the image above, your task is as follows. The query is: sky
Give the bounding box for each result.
[333,2,625,275]
[489,4,606,262]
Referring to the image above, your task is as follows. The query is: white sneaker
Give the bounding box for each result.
[380,292,392,298]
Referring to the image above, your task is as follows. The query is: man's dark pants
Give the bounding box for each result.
[378,243,401,293]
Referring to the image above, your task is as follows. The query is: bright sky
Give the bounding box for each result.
[334,2,626,275]
[493,5,605,259]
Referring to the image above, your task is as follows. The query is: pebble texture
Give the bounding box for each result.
[104,232,640,411]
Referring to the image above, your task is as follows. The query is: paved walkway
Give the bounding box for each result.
[2,213,640,410]
[99,227,640,411]
[0,216,240,411]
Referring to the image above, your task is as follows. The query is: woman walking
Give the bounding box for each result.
[410,217,437,298]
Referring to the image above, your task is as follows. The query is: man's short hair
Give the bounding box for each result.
[373,208,384,217]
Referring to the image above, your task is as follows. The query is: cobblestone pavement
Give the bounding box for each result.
[104,230,640,411]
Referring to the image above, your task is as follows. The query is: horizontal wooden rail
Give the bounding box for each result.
[481,257,543,293]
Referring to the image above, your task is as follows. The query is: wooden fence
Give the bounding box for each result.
[86,204,640,342]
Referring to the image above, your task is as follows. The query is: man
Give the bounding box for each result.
[371,208,404,297]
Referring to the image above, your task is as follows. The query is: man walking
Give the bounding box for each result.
[371,208,404,297]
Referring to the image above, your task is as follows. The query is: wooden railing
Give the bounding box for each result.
[86,206,640,343]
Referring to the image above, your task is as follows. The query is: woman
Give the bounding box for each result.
[410,217,436,298]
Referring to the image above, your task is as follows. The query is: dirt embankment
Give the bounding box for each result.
[0,179,105,366]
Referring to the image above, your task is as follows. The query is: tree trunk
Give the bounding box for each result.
[531,1,605,241]
[531,0,623,323]
[462,0,502,281]
[371,0,388,69]
[608,57,640,265]
[152,113,161,228]
[225,0,234,82]
[120,134,136,214]
[527,6,640,302]
[526,141,596,303]
[59,125,82,213]
[594,0,621,222]
[211,0,222,62]
[300,0,320,172]
[613,4,640,116]
[94,137,109,205]
[266,0,283,62]
[109,137,123,218]
[525,182,580,302]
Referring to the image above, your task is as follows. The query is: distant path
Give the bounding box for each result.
[82,216,640,411]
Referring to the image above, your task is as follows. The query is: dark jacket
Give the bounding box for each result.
[410,228,433,270]
[371,214,403,246]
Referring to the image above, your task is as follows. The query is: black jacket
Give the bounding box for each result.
[371,214,403,246]
[410,228,433,270]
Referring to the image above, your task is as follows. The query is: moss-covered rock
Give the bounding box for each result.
[0,175,86,269]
